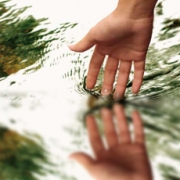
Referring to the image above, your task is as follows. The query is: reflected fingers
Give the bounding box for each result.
[86,115,105,158]
[101,108,118,148]
[113,104,131,143]
[132,111,145,144]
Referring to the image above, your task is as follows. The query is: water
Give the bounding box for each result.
[0,0,180,180]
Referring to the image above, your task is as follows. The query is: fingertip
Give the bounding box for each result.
[132,110,145,144]
[86,76,96,89]
[132,87,140,94]
[113,103,123,113]
[86,84,95,90]
[101,88,111,96]
[68,44,75,50]
[68,43,84,52]
[86,115,97,131]
[86,115,95,123]
[68,34,95,52]
[68,153,76,160]
[113,103,119,110]
[68,153,94,170]
[132,80,142,94]
[101,107,111,116]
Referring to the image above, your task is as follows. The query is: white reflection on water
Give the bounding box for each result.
[0,65,91,179]
[1,0,180,180]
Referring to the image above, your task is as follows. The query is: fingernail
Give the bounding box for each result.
[101,88,111,96]
[68,44,75,48]
[132,88,139,95]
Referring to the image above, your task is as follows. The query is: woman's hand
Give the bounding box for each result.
[69,6,154,99]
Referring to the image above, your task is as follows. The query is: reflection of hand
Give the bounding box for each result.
[70,105,152,180]
[69,3,155,99]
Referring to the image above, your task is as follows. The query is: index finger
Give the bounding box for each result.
[86,47,105,89]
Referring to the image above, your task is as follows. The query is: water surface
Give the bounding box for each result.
[0,0,180,180]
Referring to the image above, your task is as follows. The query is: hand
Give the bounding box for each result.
[69,7,154,100]
[70,104,152,180]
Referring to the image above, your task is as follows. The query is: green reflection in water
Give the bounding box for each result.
[0,126,54,180]
[0,0,60,79]
[156,1,163,16]
[0,0,179,179]
[159,18,180,40]
[155,0,180,41]
[159,164,180,180]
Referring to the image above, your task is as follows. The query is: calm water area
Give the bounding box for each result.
[0,0,180,179]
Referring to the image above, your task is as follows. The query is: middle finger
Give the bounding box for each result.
[113,60,132,100]
[101,108,119,149]
[101,57,119,96]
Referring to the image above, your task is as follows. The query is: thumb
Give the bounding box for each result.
[69,152,95,172]
[68,33,96,52]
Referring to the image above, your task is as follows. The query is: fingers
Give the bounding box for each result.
[132,111,145,144]
[113,61,131,100]
[101,57,119,96]
[86,115,105,158]
[132,61,145,94]
[69,152,95,172]
[68,32,96,52]
[112,60,144,99]
[85,107,144,159]
[101,108,118,148]
[113,104,131,143]
[86,48,105,89]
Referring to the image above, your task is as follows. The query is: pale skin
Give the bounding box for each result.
[70,104,152,180]
[69,0,158,100]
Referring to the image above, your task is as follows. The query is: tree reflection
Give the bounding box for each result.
[0,0,59,79]
[159,18,180,40]
[0,126,53,180]
[156,1,163,16]
[159,164,180,180]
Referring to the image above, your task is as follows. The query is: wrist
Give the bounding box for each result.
[116,0,158,19]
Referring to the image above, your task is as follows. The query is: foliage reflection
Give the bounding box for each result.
[0,0,59,79]
[0,126,53,180]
